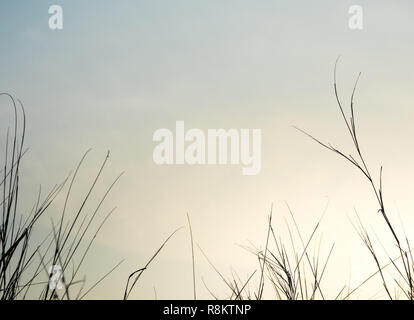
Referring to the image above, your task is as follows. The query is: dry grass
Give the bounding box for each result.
[295,58,414,300]
[198,59,414,300]
[0,93,123,300]
[2,58,414,300]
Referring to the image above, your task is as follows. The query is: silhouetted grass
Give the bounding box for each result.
[198,203,334,300]
[296,58,414,300]
[198,59,414,300]
[0,93,123,300]
[3,57,414,300]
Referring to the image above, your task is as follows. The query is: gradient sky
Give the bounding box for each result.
[1,0,414,299]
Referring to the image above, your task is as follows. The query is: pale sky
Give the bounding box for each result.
[1,1,414,299]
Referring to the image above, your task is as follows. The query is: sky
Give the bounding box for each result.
[1,0,414,299]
